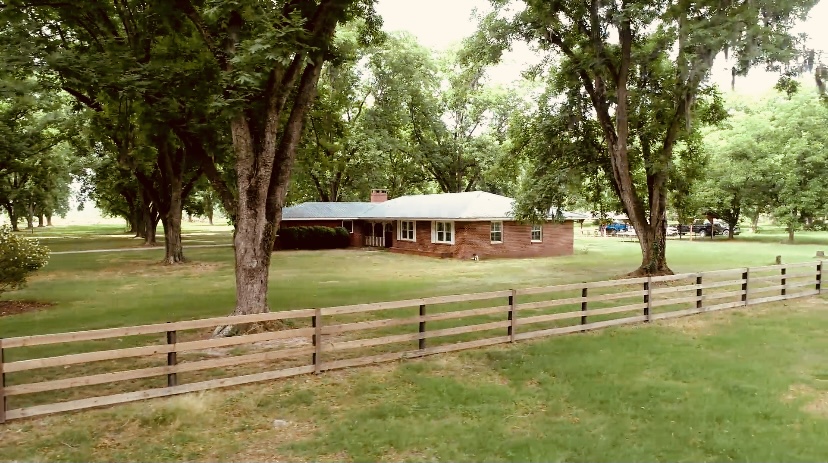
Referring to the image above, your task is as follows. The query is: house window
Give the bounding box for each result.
[398,220,416,241]
[432,221,454,244]
[490,221,503,243]
[531,224,543,242]
[341,220,354,234]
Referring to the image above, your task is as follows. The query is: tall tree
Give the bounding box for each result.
[175,1,381,330]
[492,0,817,274]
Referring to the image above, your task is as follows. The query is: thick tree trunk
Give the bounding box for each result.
[4,204,18,232]
[26,202,34,230]
[37,214,44,227]
[143,208,159,246]
[788,227,795,243]
[46,213,52,227]
[751,214,759,233]
[161,181,186,264]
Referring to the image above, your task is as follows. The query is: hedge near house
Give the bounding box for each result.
[0,225,49,299]
[277,226,350,250]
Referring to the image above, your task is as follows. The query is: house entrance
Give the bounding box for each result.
[363,221,389,247]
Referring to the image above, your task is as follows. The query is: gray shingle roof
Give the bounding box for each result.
[365,191,515,220]
[281,202,375,220]
[283,192,583,221]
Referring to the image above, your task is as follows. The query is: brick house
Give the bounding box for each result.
[279,190,575,259]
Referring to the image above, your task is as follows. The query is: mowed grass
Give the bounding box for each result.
[2,227,828,461]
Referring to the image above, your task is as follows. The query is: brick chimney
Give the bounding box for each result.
[370,189,388,203]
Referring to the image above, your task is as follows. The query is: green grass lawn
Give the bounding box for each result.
[2,227,828,461]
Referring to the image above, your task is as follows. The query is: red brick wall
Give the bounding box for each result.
[277,220,364,248]
[454,221,573,259]
[388,220,574,259]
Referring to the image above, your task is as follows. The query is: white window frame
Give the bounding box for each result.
[490,221,503,244]
[398,220,416,242]
[341,220,354,234]
[531,224,543,243]
[431,221,455,245]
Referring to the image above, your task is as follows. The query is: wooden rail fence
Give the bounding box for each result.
[0,262,823,423]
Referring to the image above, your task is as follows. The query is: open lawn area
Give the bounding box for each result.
[2,228,828,461]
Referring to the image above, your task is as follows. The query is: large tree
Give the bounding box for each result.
[492,0,817,274]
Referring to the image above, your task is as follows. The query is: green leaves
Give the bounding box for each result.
[0,225,49,298]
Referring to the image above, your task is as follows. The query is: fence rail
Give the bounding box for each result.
[1,261,824,423]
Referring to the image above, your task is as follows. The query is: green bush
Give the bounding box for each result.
[277,226,350,250]
[0,225,50,298]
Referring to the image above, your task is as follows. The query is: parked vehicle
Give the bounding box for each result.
[676,221,726,237]
[720,223,741,236]
[666,225,679,236]
[604,222,628,235]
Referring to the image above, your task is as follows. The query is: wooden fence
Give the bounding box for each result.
[1,262,823,423]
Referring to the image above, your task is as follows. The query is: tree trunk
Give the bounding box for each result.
[4,204,18,232]
[26,202,34,230]
[161,180,186,264]
[46,213,52,227]
[788,227,795,243]
[751,214,759,233]
[37,214,44,227]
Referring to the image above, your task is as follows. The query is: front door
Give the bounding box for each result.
[384,223,394,248]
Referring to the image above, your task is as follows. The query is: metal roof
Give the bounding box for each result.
[283,192,583,221]
[281,202,376,220]
[364,191,517,220]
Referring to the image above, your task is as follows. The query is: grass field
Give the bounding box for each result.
[2,226,828,461]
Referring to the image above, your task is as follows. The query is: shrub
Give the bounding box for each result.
[277,226,350,250]
[0,225,50,298]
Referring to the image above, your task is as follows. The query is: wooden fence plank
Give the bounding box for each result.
[650,307,701,321]
[699,279,744,290]
[516,277,649,296]
[706,300,748,312]
[5,346,315,396]
[649,272,699,283]
[3,309,316,349]
[787,280,819,289]
[320,290,512,316]
[5,364,316,421]
[747,295,787,305]
[751,262,816,271]
[750,284,786,294]
[515,315,648,341]
[5,327,314,373]
[650,285,698,296]
[321,305,510,336]
[516,289,647,311]
[516,302,645,326]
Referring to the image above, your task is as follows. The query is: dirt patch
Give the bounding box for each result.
[782,384,828,416]
[0,300,54,317]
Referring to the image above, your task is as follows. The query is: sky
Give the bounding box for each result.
[375,0,828,95]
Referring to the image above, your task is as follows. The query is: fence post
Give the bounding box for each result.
[644,277,652,322]
[508,289,517,343]
[312,308,322,374]
[781,266,787,297]
[418,304,426,350]
[818,261,823,294]
[742,268,749,306]
[696,274,703,311]
[165,325,177,388]
[0,339,5,424]
[581,286,588,331]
